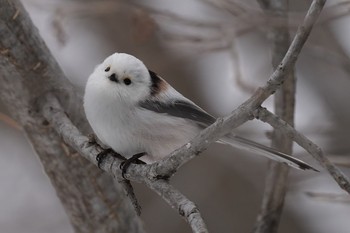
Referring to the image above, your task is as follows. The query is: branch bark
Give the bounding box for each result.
[253,1,294,232]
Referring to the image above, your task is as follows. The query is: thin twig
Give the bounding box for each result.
[144,179,209,233]
[128,1,223,29]
[254,107,350,194]
[119,179,142,216]
[328,155,350,168]
[305,191,350,203]
[229,41,256,94]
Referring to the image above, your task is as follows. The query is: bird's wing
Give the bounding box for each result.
[139,99,216,127]
[138,75,318,171]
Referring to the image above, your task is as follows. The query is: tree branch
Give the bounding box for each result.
[253,1,295,232]
[119,179,142,216]
[254,107,350,194]
[149,0,327,179]
[41,94,209,233]
[144,179,209,233]
[305,191,350,203]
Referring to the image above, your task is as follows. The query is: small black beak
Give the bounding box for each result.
[108,73,118,83]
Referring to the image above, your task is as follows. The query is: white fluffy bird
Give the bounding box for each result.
[84,52,317,171]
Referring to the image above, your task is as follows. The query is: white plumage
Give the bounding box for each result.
[84,52,317,171]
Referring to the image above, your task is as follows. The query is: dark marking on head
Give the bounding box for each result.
[149,70,167,96]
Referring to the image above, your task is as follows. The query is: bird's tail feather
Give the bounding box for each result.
[221,134,319,172]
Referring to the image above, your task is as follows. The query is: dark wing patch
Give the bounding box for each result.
[139,99,216,127]
[149,70,162,96]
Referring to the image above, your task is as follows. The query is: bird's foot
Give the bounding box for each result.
[120,152,146,179]
[96,148,126,169]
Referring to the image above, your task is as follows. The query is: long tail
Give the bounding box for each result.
[221,134,319,171]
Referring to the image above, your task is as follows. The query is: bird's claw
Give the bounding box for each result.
[96,148,126,169]
[120,152,146,179]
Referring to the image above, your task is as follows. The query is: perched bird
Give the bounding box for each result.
[84,52,317,173]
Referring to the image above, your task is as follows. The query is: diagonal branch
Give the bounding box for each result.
[149,0,327,179]
[144,179,209,233]
[254,107,350,194]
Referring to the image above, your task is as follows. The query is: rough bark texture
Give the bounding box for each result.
[0,1,144,232]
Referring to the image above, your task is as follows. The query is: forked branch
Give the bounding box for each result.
[254,107,350,193]
[149,0,328,178]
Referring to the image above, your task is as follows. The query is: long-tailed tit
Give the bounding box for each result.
[84,53,317,172]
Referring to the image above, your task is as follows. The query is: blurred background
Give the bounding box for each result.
[1,0,350,232]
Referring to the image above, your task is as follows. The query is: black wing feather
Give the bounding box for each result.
[139,99,216,127]
[139,99,319,171]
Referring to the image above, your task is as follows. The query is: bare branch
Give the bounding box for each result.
[119,179,142,216]
[254,107,350,194]
[253,1,295,232]
[328,155,350,168]
[305,191,350,203]
[144,179,209,233]
[150,0,328,179]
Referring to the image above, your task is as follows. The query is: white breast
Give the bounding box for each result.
[84,89,200,163]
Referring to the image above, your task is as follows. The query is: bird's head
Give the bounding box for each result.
[86,53,157,104]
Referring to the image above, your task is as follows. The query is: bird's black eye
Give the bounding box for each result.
[105,66,110,72]
[123,78,131,85]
